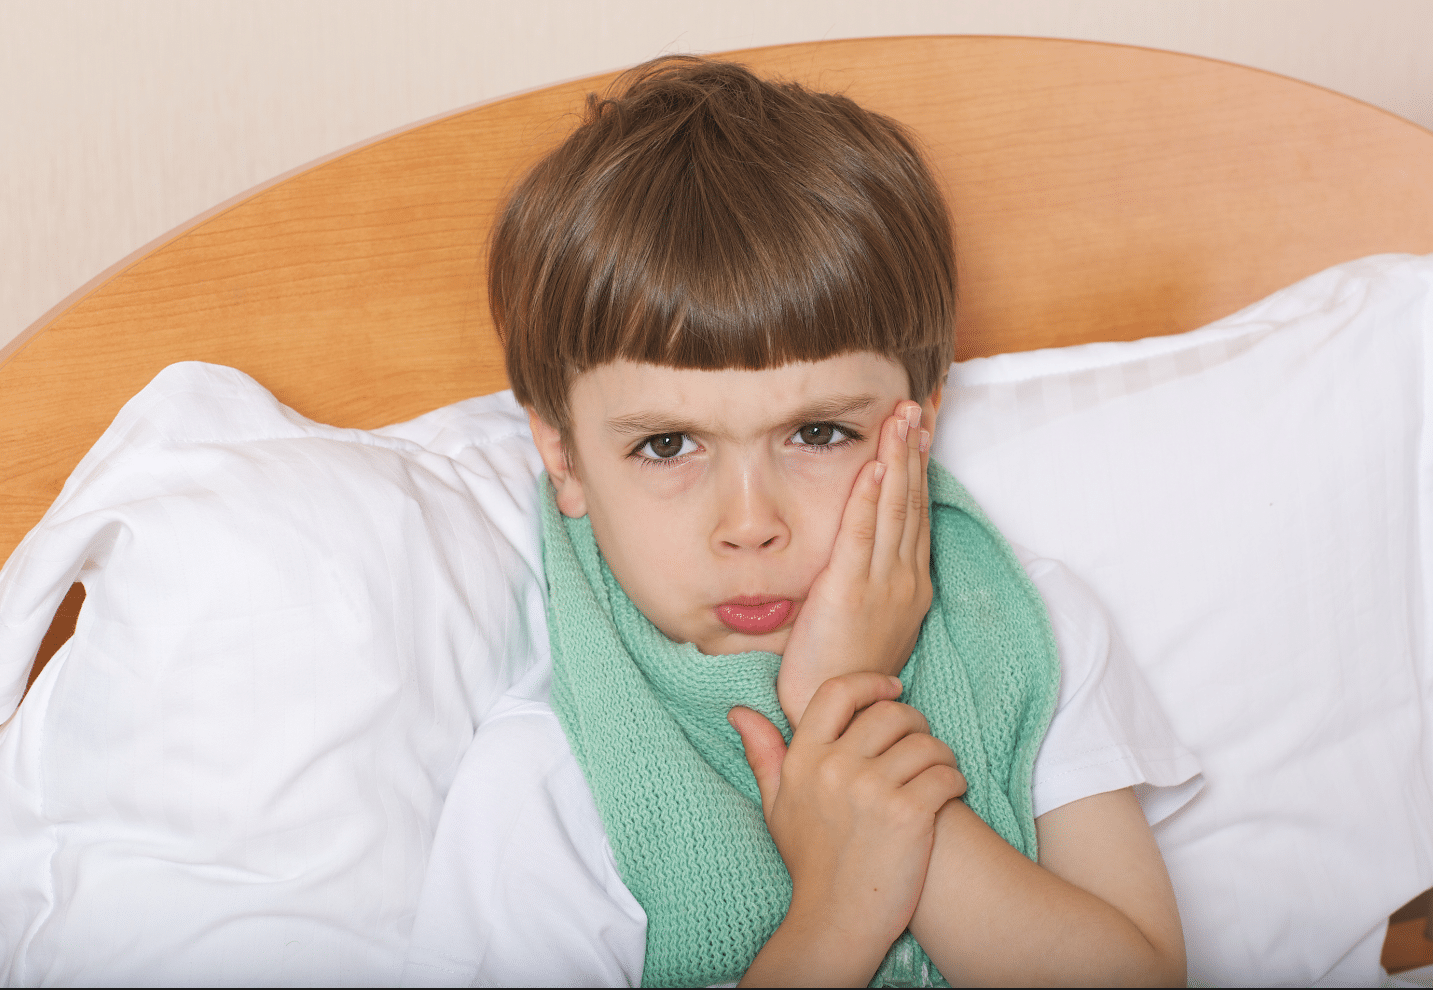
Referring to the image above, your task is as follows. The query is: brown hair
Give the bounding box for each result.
[490,55,956,430]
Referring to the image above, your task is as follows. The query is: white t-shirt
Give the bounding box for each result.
[400,550,1202,988]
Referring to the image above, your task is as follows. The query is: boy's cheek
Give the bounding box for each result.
[786,442,875,498]
[785,460,865,546]
[633,461,707,500]
[579,453,862,652]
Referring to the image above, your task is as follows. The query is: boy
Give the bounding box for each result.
[403,56,1197,987]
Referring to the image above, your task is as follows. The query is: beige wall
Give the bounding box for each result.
[4,0,1431,352]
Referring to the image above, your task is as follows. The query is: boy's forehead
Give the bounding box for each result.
[569,355,908,438]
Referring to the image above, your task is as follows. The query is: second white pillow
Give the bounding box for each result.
[933,253,1433,986]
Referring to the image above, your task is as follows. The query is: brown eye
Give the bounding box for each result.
[796,423,835,445]
[641,433,691,459]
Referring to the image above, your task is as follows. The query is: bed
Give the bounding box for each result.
[2,36,1432,986]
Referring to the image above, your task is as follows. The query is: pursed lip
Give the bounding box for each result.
[714,595,797,635]
[719,594,790,607]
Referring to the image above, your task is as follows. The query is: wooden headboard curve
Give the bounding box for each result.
[4,35,1433,571]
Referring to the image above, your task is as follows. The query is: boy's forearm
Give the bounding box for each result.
[909,801,1185,987]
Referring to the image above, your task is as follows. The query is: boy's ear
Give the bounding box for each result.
[527,409,588,518]
[922,376,945,432]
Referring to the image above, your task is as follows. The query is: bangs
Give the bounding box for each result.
[581,134,940,372]
[492,57,956,429]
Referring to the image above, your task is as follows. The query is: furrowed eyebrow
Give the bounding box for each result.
[605,393,883,441]
[783,394,882,426]
[606,414,709,440]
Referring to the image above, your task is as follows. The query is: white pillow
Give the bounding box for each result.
[933,253,1433,986]
[5,253,1430,987]
[0,363,548,987]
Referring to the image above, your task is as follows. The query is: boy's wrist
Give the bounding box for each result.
[741,896,894,988]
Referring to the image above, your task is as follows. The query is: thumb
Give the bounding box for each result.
[728,705,787,819]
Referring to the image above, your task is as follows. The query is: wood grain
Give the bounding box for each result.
[23,583,83,701]
[4,36,1433,575]
[1383,916,1433,974]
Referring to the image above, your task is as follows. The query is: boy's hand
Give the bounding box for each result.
[730,672,967,986]
[778,400,932,726]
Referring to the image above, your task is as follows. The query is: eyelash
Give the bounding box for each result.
[627,423,863,467]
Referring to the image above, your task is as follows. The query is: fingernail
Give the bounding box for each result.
[873,462,887,483]
[896,417,909,442]
[908,405,922,429]
[919,430,931,453]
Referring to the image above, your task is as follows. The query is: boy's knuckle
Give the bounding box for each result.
[824,676,859,706]
[917,583,933,610]
[918,759,944,781]
[853,771,889,807]
[869,699,910,726]
[894,703,928,733]
[866,698,894,717]
[911,733,945,767]
[812,677,846,706]
[906,582,927,611]
[817,757,850,792]
[889,791,928,829]
[932,766,966,800]
[917,733,948,758]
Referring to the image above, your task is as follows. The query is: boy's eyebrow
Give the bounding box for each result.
[605,393,884,440]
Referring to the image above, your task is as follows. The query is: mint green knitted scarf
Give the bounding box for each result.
[543,460,1059,988]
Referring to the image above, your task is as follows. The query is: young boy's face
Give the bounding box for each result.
[529,352,941,657]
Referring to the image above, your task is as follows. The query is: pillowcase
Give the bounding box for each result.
[0,363,548,986]
[932,253,1433,986]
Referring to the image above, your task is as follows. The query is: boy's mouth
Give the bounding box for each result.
[715,597,794,635]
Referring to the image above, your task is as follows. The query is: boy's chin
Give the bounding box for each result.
[692,626,790,657]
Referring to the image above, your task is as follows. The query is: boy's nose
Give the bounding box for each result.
[712,464,790,553]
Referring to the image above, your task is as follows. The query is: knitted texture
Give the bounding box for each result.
[543,460,1060,988]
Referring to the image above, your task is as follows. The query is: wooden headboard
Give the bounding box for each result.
[4,35,1433,574]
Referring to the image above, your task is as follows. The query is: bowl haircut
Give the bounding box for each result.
[490,55,957,433]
